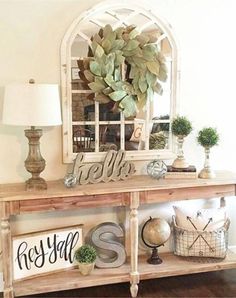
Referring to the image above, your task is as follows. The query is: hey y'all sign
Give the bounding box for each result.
[13,225,83,280]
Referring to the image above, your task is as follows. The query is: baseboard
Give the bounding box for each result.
[0,272,3,292]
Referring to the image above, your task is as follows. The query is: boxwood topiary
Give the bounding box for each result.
[171,116,192,137]
[197,127,219,148]
[74,244,97,264]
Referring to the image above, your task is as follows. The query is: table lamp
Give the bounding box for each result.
[2,79,62,190]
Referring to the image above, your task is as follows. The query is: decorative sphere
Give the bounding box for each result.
[147,160,167,179]
[142,218,171,247]
[64,173,77,188]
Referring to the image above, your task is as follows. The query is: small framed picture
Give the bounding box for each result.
[71,67,80,80]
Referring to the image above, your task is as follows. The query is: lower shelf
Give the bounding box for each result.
[14,250,236,297]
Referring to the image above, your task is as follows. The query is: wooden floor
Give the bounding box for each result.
[2,269,236,298]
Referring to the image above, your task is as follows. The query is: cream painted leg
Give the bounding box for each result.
[1,202,14,298]
[129,192,139,298]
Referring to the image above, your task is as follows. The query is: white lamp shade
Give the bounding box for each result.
[3,83,62,126]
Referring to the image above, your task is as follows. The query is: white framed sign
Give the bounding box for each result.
[71,67,80,80]
[13,225,83,280]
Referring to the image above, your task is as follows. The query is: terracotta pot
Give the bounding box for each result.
[78,262,95,276]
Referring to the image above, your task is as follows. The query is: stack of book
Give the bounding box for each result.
[165,165,197,179]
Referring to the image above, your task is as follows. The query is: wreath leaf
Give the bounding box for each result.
[102,39,112,53]
[78,24,168,117]
[119,95,137,118]
[158,65,168,82]
[103,24,113,38]
[123,40,140,51]
[109,90,127,101]
[94,94,110,103]
[95,44,105,58]
[146,61,160,76]
[111,40,125,51]
[88,82,104,93]
[84,70,94,82]
[153,82,163,95]
[90,61,101,76]
[139,77,148,93]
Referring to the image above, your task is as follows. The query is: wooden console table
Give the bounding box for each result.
[1,171,236,298]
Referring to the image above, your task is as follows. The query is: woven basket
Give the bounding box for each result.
[172,216,230,259]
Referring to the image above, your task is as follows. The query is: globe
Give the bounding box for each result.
[147,160,167,179]
[142,217,171,247]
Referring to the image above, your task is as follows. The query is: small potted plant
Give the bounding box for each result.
[74,244,97,276]
[197,127,219,179]
[171,116,193,168]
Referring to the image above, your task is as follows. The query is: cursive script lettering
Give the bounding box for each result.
[15,231,80,271]
[71,150,135,185]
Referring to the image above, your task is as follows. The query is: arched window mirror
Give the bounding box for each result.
[61,1,179,163]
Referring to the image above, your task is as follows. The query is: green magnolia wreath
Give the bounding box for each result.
[78,24,168,117]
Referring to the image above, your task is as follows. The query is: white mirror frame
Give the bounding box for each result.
[61,1,180,163]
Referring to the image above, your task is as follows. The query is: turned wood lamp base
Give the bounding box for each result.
[26,177,47,190]
[24,127,47,190]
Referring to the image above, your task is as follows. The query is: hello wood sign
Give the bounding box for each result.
[64,149,135,188]
[13,225,83,280]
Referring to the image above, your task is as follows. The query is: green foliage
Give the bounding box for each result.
[149,132,166,150]
[79,24,168,117]
[74,245,97,264]
[171,116,192,137]
[197,127,219,148]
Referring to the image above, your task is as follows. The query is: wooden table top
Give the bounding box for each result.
[0,171,236,202]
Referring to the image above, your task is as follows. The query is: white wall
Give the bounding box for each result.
[1,0,236,290]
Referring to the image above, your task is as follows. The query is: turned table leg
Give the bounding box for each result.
[129,192,140,298]
[1,202,14,298]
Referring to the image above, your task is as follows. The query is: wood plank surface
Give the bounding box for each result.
[1,171,236,203]
[2,171,236,297]
[13,250,236,297]
[141,184,235,204]
[19,193,130,213]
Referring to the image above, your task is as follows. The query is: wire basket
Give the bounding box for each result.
[172,216,230,259]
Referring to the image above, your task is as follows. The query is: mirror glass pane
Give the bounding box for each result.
[99,124,120,152]
[72,125,95,153]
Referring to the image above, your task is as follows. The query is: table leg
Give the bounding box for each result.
[1,202,14,298]
[129,192,139,298]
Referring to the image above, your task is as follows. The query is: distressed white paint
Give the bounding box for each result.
[61,1,178,163]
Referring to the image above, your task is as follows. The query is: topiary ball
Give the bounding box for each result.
[74,244,97,264]
[197,127,219,148]
[171,116,192,137]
